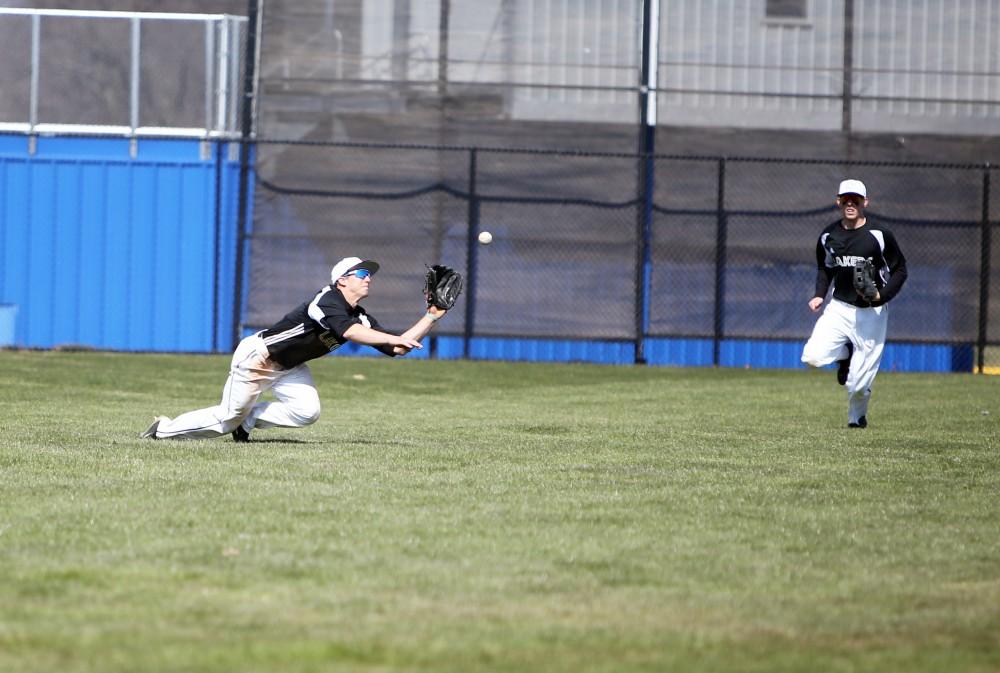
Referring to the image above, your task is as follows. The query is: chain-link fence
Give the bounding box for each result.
[257,0,1000,143]
[247,139,998,370]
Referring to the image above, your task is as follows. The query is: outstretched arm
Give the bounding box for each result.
[346,306,449,357]
[342,323,423,353]
[361,265,462,356]
[389,306,449,355]
[380,265,464,355]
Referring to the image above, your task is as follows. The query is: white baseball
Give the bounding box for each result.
[478,231,493,245]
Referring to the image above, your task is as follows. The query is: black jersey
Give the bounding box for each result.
[814,218,908,308]
[260,285,395,368]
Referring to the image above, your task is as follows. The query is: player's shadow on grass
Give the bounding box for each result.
[234,438,316,444]
[341,438,416,447]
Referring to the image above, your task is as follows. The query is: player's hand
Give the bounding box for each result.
[390,336,423,350]
[808,297,824,313]
[390,335,423,356]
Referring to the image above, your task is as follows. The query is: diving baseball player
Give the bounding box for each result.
[801,179,908,428]
[140,257,463,441]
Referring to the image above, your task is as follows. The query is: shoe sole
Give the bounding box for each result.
[140,415,169,439]
[140,417,161,439]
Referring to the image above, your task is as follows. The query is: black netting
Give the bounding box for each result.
[247,140,1000,354]
[248,144,641,338]
[473,201,637,339]
[720,211,831,340]
[249,186,470,334]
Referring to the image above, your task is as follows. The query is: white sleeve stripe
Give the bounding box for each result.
[870,230,889,281]
[820,232,834,267]
[263,323,306,345]
[307,287,331,326]
[870,230,886,253]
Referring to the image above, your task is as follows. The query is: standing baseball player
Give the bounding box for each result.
[140,257,463,441]
[801,179,908,428]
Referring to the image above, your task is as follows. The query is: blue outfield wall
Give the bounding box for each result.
[313,334,972,373]
[0,135,243,353]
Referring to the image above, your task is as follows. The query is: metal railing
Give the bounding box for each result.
[0,8,248,140]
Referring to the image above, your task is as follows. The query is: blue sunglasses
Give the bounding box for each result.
[344,268,372,280]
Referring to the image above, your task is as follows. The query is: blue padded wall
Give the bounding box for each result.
[0,135,243,352]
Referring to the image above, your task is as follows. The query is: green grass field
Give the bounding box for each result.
[1,350,998,673]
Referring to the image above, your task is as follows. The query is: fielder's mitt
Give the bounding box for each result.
[424,264,464,310]
[852,259,879,303]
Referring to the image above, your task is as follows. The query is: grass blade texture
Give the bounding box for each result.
[0,351,998,673]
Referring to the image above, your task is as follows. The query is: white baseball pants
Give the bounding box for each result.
[155,333,321,439]
[801,298,888,425]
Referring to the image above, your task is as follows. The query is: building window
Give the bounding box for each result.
[766,0,808,20]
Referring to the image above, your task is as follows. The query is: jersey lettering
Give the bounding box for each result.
[814,218,907,308]
[318,330,340,350]
[835,255,870,267]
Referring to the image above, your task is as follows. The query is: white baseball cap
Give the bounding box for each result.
[837,179,867,198]
[330,256,379,283]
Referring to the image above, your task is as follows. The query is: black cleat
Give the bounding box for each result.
[140,416,166,439]
[848,416,868,429]
[836,342,854,385]
[232,425,251,442]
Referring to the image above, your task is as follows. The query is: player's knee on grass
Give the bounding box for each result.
[220,400,256,426]
[290,393,321,426]
[216,410,251,434]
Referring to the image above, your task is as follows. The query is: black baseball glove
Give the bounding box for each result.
[424,264,464,310]
[852,259,879,303]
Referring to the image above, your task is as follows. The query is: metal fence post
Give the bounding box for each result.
[129,16,140,157]
[212,140,224,353]
[634,145,654,365]
[232,0,260,349]
[438,0,450,99]
[712,158,727,366]
[842,0,855,134]
[978,164,992,374]
[634,0,659,365]
[28,14,39,155]
[463,148,479,360]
